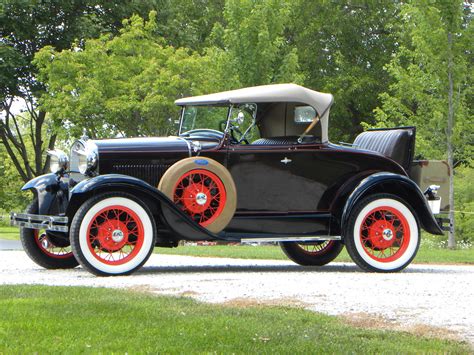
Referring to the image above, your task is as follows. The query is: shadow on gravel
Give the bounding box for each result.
[137,264,360,274]
[134,263,465,275]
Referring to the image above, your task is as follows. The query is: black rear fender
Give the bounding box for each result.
[67,174,218,241]
[338,172,443,236]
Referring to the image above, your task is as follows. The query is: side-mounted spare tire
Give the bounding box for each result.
[158,157,237,233]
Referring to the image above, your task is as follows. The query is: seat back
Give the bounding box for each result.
[251,136,299,145]
[353,127,415,170]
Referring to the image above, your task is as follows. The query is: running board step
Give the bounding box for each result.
[241,236,341,243]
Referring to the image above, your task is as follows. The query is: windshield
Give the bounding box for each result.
[180,105,229,134]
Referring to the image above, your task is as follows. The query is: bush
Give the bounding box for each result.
[454,164,474,244]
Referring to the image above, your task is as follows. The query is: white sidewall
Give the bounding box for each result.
[353,198,419,271]
[78,197,154,274]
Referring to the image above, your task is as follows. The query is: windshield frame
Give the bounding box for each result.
[178,105,232,136]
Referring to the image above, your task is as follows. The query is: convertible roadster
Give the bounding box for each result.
[11,84,447,276]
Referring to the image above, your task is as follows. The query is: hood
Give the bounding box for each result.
[93,136,190,155]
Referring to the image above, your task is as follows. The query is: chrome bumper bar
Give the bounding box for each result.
[10,212,69,232]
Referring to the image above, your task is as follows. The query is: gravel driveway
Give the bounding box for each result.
[1,250,473,345]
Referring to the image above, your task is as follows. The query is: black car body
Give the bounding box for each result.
[11,84,446,275]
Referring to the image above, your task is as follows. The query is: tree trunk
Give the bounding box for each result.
[447,32,456,249]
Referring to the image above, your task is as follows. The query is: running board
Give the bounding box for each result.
[241,236,341,243]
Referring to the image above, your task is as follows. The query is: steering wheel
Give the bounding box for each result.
[180,129,224,141]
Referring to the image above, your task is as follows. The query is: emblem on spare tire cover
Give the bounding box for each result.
[194,159,209,165]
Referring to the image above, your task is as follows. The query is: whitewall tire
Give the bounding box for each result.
[70,193,156,276]
[345,193,420,272]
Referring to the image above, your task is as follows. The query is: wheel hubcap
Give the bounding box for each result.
[41,238,50,249]
[382,228,393,241]
[195,192,208,206]
[112,229,125,243]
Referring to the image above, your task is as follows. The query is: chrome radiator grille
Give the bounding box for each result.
[111,164,171,187]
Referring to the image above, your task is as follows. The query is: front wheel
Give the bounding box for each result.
[344,193,420,272]
[20,200,78,269]
[280,241,343,266]
[70,192,156,276]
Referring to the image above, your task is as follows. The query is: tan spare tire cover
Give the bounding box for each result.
[158,157,237,233]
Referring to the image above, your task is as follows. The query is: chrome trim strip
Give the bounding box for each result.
[240,235,341,243]
[10,212,69,232]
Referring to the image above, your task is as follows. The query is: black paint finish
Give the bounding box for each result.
[21,133,442,241]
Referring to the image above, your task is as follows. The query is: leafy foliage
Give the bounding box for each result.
[454,165,474,243]
[212,0,304,88]
[289,1,401,142]
[373,0,472,161]
[35,12,221,138]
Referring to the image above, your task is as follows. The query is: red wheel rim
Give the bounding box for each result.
[86,205,144,265]
[173,169,227,227]
[359,206,410,262]
[297,241,336,255]
[34,231,73,259]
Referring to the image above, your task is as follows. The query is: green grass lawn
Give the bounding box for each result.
[0,226,19,240]
[0,285,470,353]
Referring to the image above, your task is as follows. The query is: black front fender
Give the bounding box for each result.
[21,173,68,215]
[341,172,444,236]
[68,174,219,241]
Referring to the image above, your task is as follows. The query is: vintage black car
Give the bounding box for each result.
[11,84,447,276]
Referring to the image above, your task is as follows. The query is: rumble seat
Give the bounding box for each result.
[353,127,415,170]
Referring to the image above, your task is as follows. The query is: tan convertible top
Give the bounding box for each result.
[175,84,334,142]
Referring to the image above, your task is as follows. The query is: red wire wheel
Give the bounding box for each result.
[173,169,227,227]
[34,230,73,259]
[359,206,410,263]
[86,205,144,265]
[296,241,337,256]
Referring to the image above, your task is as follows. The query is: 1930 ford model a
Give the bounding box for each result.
[11,84,446,276]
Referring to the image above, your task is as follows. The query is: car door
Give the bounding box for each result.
[225,143,333,236]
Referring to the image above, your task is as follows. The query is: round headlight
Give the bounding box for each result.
[47,150,69,173]
[70,140,98,176]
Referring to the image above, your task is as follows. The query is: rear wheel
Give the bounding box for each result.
[20,200,78,269]
[344,193,420,272]
[280,241,343,266]
[70,192,156,276]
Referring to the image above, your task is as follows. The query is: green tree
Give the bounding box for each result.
[153,0,225,51]
[35,12,222,139]
[0,135,29,213]
[0,0,160,182]
[373,0,473,247]
[210,0,304,89]
[289,1,401,142]
[454,165,474,244]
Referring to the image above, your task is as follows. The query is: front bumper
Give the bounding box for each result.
[10,212,69,232]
